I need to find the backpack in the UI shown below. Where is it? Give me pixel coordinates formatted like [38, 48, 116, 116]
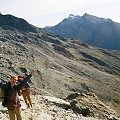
[2, 82, 11, 107]
[2, 97, 8, 107]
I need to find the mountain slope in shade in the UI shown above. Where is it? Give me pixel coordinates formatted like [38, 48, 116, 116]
[44, 13, 120, 50]
[0, 13, 36, 32]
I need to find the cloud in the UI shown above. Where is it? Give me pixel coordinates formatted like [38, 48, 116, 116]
[0, 0, 88, 16]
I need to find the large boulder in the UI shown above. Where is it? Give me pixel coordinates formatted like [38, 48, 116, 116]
[66, 92, 119, 120]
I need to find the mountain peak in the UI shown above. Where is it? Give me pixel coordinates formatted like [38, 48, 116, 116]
[44, 13, 120, 50]
[83, 13, 89, 16]
[68, 14, 80, 19]
[67, 13, 108, 24]
[82, 13, 112, 24]
[68, 14, 76, 18]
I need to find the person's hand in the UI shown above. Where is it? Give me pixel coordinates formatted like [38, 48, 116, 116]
[30, 69, 35, 76]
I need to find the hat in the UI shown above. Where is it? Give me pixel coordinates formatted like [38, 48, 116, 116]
[18, 75, 24, 79]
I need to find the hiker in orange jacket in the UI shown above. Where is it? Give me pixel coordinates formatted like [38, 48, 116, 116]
[17, 74, 32, 108]
[0, 69, 35, 120]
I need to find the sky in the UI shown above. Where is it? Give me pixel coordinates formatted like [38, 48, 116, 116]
[0, 0, 120, 28]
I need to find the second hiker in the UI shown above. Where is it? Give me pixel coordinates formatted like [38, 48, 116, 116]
[17, 74, 32, 108]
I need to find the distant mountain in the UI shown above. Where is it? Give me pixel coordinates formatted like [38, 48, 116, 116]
[44, 13, 120, 50]
[0, 13, 36, 32]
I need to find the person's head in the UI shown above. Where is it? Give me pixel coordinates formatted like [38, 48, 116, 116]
[10, 76, 18, 86]
[17, 75, 24, 81]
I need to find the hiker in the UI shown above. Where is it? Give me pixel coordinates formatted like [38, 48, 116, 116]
[17, 75, 32, 108]
[0, 69, 35, 120]
[24, 71, 32, 84]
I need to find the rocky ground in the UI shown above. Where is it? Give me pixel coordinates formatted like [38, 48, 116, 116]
[0, 92, 119, 120]
[0, 95, 97, 120]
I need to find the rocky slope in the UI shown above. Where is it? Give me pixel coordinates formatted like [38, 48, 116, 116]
[44, 13, 120, 50]
[0, 14, 120, 119]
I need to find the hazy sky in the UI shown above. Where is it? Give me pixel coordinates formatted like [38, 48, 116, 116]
[0, 0, 120, 27]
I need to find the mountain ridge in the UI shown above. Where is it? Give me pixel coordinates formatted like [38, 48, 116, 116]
[0, 13, 36, 32]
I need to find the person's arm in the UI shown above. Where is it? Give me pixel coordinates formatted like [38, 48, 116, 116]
[17, 69, 35, 90]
